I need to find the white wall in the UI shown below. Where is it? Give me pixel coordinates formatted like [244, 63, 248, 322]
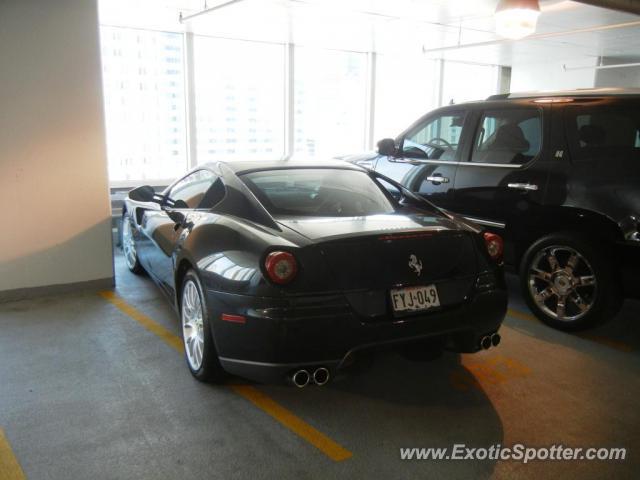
[595, 56, 640, 88]
[0, 0, 114, 296]
[510, 57, 597, 92]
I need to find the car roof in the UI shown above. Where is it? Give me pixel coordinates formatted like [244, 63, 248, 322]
[208, 159, 365, 175]
[406, 88, 640, 124]
[486, 87, 640, 101]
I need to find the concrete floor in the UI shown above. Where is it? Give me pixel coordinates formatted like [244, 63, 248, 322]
[1, 252, 639, 479]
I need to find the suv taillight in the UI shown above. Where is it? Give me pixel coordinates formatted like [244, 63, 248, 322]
[264, 251, 298, 285]
[483, 232, 504, 262]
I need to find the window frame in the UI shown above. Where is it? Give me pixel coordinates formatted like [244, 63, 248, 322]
[192, 35, 288, 164]
[100, 25, 189, 185]
[164, 168, 221, 210]
[398, 110, 469, 162]
[563, 102, 640, 163]
[99, 25, 503, 186]
[464, 105, 545, 169]
[292, 46, 369, 159]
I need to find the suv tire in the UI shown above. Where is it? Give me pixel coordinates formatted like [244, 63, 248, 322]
[519, 232, 622, 331]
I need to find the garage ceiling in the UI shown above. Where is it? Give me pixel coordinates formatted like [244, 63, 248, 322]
[99, 0, 640, 65]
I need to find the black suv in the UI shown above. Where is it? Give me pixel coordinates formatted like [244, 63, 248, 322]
[345, 89, 640, 331]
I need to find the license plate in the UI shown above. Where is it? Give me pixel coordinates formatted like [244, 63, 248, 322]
[390, 284, 441, 313]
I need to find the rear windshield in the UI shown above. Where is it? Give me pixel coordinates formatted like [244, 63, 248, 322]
[240, 168, 396, 217]
[566, 105, 640, 161]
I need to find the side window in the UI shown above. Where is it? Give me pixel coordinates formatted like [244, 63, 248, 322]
[168, 170, 217, 208]
[471, 108, 542, 165]
[200, 178, 226, 209]
[401, 112, 466, 161]
[567, 106, 640, 160]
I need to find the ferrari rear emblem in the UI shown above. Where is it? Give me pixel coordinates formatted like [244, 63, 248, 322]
[408, 254, 423, 276]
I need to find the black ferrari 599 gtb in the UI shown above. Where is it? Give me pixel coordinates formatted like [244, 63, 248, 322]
[122, 160, 507, 387]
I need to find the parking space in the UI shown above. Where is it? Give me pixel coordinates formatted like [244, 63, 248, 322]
[3, 0, 640, 478]
[1, 252, 638, 479]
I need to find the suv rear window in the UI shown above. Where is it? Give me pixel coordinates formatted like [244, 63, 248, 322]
[566, 106, 640, 161]
[240, 168, 395, 217]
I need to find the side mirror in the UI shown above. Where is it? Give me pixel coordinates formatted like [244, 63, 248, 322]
[128, 185, 156, 203]
[377, 138, 398, 157]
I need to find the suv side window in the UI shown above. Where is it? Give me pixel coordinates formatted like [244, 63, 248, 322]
[401, 112, 466, 161]
[471, 108, 542, 165]
[566, 105, 640, 161]
[168, 170, 217, 208]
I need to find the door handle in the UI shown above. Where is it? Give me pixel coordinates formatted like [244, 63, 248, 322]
[507, 182, 538, 191]
[427, 175, 450, 184]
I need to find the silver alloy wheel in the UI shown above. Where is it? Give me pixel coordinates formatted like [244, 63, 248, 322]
[527, 245, 597, 322]
[122, 217, 138, 270]
[181, 279, 205, 371]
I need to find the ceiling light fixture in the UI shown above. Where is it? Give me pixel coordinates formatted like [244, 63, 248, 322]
[494, 0, 541, 39]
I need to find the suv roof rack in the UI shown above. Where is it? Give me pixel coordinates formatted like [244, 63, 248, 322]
[486, 88, 640, 101]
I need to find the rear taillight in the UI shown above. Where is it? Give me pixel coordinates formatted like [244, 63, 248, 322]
[483, 232, 504, 262]
[264, 251, 298, 285]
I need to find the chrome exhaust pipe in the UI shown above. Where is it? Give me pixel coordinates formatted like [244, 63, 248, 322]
[480, 335, 492, 350]
[312, 367, 330, 386]
[290, 369, 310, 388]
[491, 333, 501, 347]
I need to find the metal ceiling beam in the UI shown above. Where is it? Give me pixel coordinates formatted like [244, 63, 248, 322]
[564, 61, 640, 70]
[423, 18, 640, 53]
[179, 0, 248, 23]
[574, 0, 640, 16]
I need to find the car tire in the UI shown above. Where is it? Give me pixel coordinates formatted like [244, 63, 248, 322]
[519, 232, 622, 331]
[180, 270, 227, 383]
[121, 213, 144, 274]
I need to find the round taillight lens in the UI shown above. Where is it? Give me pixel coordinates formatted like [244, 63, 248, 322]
[483, 232, 504, 262]
[264, 251, 298, 285]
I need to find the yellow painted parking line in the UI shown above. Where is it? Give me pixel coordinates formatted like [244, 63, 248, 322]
[99, 291, 183, 352]
[230, 385, 352, 461]
[507, 308, 634, 353]
[98, 290, 353, 462]
[0, 428, 26, 480]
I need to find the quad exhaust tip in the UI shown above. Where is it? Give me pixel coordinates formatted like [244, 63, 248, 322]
[480, 333, 501, 350]
[289, 367, 330, 387]
[313, 367, 330, 386]
[291, 369, 310, 388]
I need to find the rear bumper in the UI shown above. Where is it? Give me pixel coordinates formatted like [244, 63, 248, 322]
[205, 285, 507, 384]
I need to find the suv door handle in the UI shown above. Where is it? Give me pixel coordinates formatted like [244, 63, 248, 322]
[508, 182, 538, 191]
[427, 175, 450, 184]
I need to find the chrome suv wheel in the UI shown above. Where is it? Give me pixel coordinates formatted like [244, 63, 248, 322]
[520, 233, 621, 331]
[527, 245, 596, 322]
